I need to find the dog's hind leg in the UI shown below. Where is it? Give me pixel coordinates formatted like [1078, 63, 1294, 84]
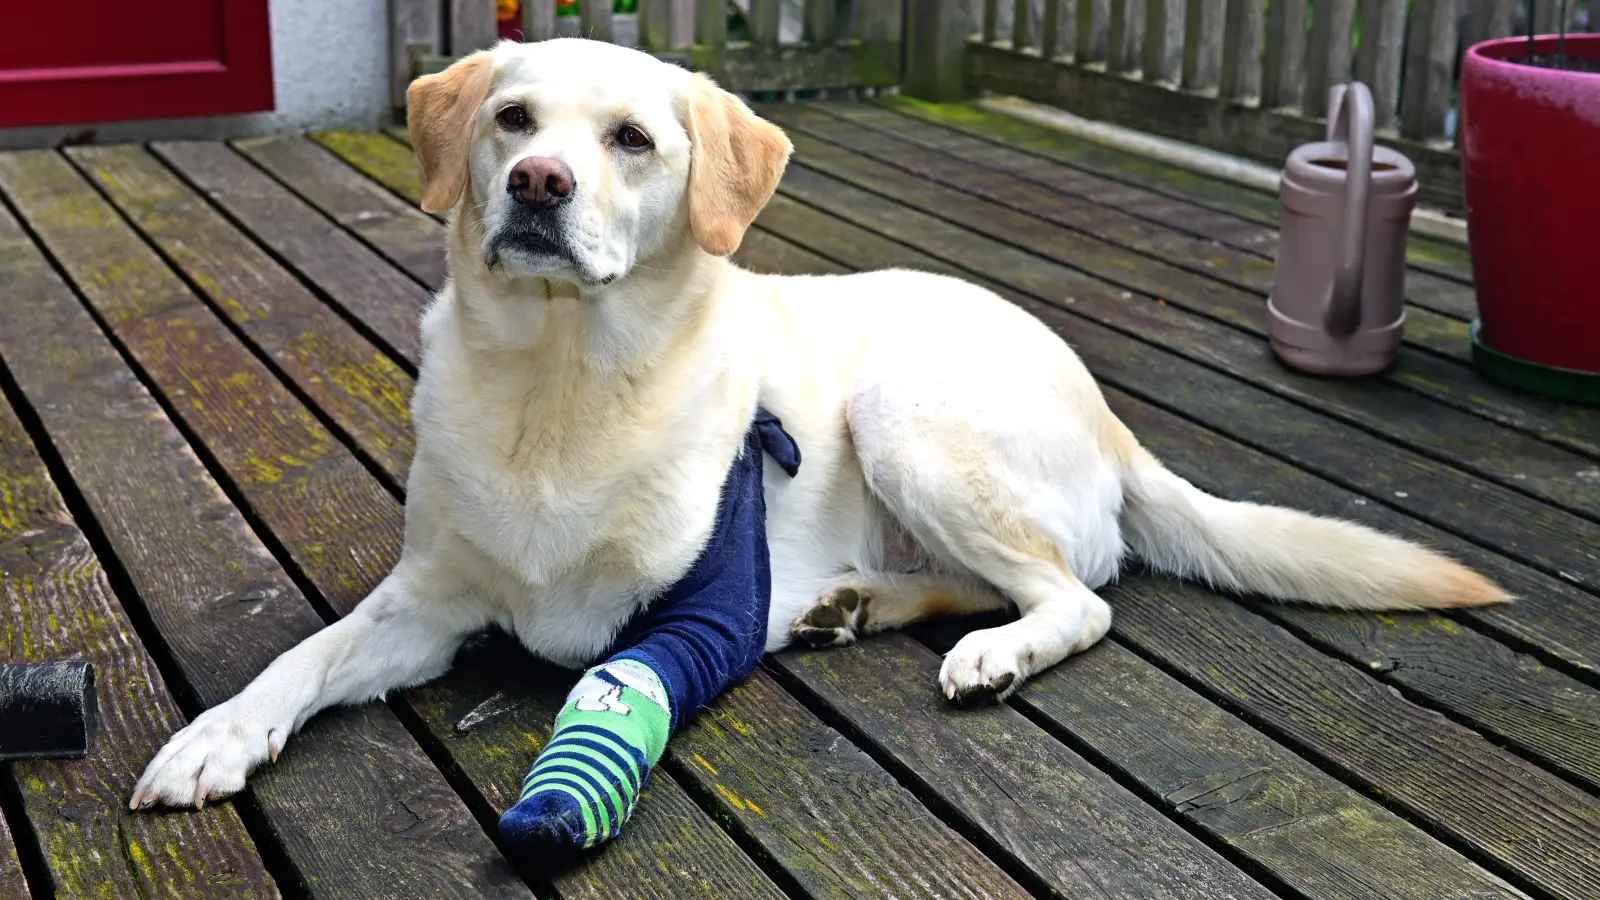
[845, 377, 1122, 705]
[789, 570, 1008, 648]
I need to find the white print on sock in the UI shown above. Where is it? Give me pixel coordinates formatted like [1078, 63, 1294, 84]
[565, 659, 670, 716]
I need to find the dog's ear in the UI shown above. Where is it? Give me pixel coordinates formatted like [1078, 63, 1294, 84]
[407, 50, 497, 214]
[686, 74, 793, 256]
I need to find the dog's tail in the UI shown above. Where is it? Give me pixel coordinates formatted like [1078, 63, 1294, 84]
[1107, 416, 1509, 611]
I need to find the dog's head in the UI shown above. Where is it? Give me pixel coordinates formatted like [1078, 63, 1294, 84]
[407, 39, 792, 286]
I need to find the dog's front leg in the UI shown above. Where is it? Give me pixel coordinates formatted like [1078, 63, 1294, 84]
[131, 565, 483, 809]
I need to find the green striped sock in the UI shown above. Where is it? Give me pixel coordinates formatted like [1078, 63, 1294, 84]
[497, 660, 671, 856]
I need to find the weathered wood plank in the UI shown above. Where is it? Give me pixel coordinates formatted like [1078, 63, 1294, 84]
[1106, 574, 1600, 900]
[235, 134, 446, 290]
[860, 100, 1486, 324]
[1180, 0, 1222, 91]
[1107, 0, 1145, 72]
[1260, 0, 1306, 108]
[65, 145, 416, 480]
[0, 242, 277, 899]
[880, 96, 1475, 277]
[1141, 0, 1183, 83]
[697, 0, 728, 49]
[154, 141, 428, 365]
[755, 164, 1600, 677]
[0, 190, 531, 899]
[806, 0, 840, 43]
[674, 669, 1032, 900]
[736, 226, 851, 274]
[0, 150, 779, 900]
[873, 99, 1600, 455]
[773, 636, 1278, 900]
[796, 103, 1477, 326]
[903, 0, 971, 101]
[1217, 0, 1263, 99]
[764, 108, 1600, 525]
[452, 0, 500, 53]
[921, 627, 1527, 900]
[402, 639, 788, 900]
[1304, 0, 1355, 118]
[1400, 0, 1458, 140]
[0, 813, 27, 900]
[1076, 0, 1109, 61]
[581, 0, 615, 45]
[1105, 388, 1600, 766]
[1354, 0, 1407, 126]
[1464, 0, 1517, 51]
[690, 41, 902, 92]
[749, 0, 781, 43]
[390, 0, 442, 109]
[524, 0, 558, 41]
[858, 105, 1480, 328]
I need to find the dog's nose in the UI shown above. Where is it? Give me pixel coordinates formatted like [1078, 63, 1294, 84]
[507, 157, 575, 208]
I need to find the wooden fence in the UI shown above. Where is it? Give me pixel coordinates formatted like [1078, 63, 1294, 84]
[391, 0, 902, 106]
[914, 0, 1595, 213]
[392, 0, 1593, 214]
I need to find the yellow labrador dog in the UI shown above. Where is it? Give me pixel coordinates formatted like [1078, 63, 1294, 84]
[131, 38, 1505, 811]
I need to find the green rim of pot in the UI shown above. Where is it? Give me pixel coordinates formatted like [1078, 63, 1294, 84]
[1470, 321, 1600, 405]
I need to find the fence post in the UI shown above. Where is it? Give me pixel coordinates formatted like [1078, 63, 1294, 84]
[904, 0, 971, 100]
[1217, 0, 1263, 100]
[451, 0, 499, 54]
[1304, 0, 1355, 118]
[390, 0, 441, 111]
[1354, 0, 1405, 127]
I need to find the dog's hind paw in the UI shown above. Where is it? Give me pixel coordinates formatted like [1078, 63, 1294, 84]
[792, 587, 870, 648]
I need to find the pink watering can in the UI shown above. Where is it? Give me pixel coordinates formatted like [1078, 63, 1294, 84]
[1269, 82, 1418, 376]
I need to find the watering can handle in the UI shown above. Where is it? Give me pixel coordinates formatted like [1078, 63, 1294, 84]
[1322, 82, 1374, 339]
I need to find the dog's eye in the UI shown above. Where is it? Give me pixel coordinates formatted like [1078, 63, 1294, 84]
[496, 105, 529, 131]
[615, 125, 651, 151]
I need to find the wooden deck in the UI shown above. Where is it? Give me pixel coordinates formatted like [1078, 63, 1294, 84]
[1, 98, 1598, 900]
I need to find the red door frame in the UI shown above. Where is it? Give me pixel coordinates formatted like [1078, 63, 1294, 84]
[0, 0, 274, 128]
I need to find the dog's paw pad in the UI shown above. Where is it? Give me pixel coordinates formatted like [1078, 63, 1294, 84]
[949, 672, 1014, 708]
[792, 587, 870, 648]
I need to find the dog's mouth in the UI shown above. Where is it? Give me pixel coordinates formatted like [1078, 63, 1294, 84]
[485, 223, 579, 272]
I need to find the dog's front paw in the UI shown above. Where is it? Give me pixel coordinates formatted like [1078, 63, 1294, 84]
[130, 699, 286, 810]
[792, 587, 871, 647]
[939, 630, 1027, 707]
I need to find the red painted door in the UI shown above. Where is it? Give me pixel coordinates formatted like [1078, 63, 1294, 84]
[0, 0, 274, 128]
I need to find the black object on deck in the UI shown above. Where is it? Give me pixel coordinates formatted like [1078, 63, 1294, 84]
[0, 662, 98, 761]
